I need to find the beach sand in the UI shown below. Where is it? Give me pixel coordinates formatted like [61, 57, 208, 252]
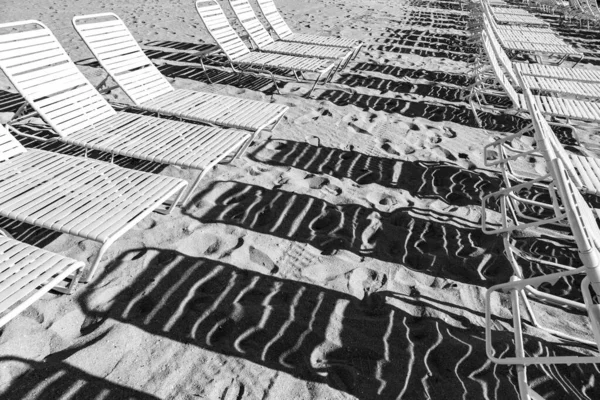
[0, 0, 599, 398]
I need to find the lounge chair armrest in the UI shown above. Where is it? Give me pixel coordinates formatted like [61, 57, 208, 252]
[6, 125, 58, 143]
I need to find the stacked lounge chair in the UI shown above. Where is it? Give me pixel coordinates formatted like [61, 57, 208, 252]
[483, 73, 600, 400]
[468, 29, 600, 126]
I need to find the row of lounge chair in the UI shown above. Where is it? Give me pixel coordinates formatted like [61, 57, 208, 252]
[0, 0, 362, 327]
[470, 1, 600, 398]
[530, 0, 600, 28]
[468, 2, 600, 126]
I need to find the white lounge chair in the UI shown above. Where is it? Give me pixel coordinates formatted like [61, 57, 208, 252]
[0, 230, 84, 328]
[476, 23, 600, 100]
[228, 0, 353, 72]
[72, 12, 288, 153]
[468, 30, 600, 126]
[0, 20, 250, 204]
[484, 81, 600, 400]
[195, 0, 337, 97]
[0, 124, 188, 282]
[256, 0, 363, 59]
[479, 2, 583, 65]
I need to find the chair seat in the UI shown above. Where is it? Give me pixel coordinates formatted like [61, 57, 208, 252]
[0, 149, 188, 242]
[261, 41, 351, 60]
[62, 112, 251, 171]
[283, 33, 361, 50]
[515, 93, 600, 121]
[0, 236, 84, 327]
[492, 6, 533, 14]
[140, 89, 288, 131]
[234, 52, 335, 74]
[514, 63, 600, 84]
[521, 75, 600, 99]
[494, 13, 549, 26]
[499, 31, 569, 46]
[502, 40, 582, 56]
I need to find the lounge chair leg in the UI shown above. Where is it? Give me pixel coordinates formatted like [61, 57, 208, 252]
[65, 267, 84, 294]
[81, 240, 113, 283]
[156, 184, 188, 215]
[233, 128, 262, 159]
[199, 56, 214, 84]
[305, 78, 320, 98]
[182, 169, 210, 205]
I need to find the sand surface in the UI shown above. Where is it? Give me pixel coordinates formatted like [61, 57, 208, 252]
[0, 0, 600, 398]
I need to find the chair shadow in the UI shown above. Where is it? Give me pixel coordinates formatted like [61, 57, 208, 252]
[316, 89, 579, 144]
[373, 43, 473, 63]
[156, 63, 279, 94]
[351, 62, 472, 87]
[379, 29, 477, 54]
[249, 139, 502, 207]
[184, 180, 509, 287]
[336, 73, 465, 103]
[316, 89, 528, 132]
[75, 249, 600, 400]
[0, 356, 159, 399]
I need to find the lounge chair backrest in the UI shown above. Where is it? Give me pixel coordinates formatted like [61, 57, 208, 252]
[72, 13, 174, 106]
[256, 0, 293, 39]
[480, 30, 520, 104]
[228, 0, 274, 49]
[482, 19, 519, 85]
[195, 0, 251, 61]
[0, 125, 26, 161]
[0, 20, 116, 137]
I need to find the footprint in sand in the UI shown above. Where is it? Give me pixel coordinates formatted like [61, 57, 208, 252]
[432, 146, 457, 161]
[135, 217, 156, 230]
[307, 175, 329, 189]
[249, 246, 278, 274]
[381, 141, 401, 156]
[347, 267, 387, 300]
[409, 122, 421, 131]
[176, 232, 221, 258]
[443, 127, 458, 138]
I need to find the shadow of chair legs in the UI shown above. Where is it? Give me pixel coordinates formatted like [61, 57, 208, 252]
[0, 356, 159, 399]
[75, 249, 600, 400]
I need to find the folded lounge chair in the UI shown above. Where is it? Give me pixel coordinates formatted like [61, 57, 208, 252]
[0, 124, 188, 282]
[0, 230, 84, 328]
[256, 0, 363, 59]
[72, 12, 288, 150]
[195, 0, 337, 97]
[484, 81, 600, 400]
[228, 0, 353, 72]
[468, 30, 600, 126]
[476, 24, 600, 100]
[481, 3, 583, 65]
[0, 20, 250, 204]
[481, 75, 600, 228]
